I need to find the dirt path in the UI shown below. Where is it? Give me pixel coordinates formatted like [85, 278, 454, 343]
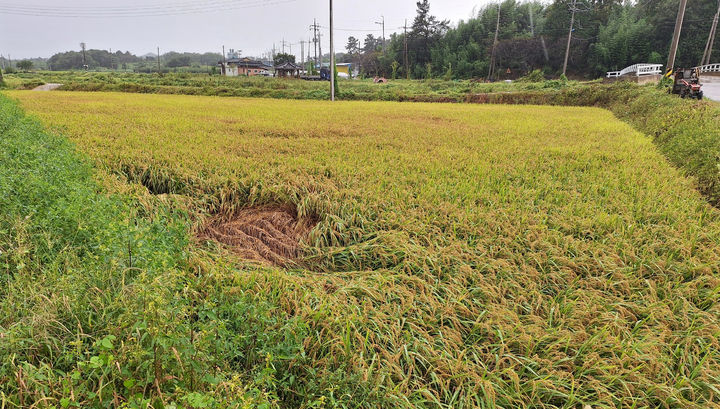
[32, 83, 63, 91]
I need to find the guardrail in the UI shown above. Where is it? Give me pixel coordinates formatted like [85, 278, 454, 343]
[607, 63, 663, 78]
[697, 63, 720, 73]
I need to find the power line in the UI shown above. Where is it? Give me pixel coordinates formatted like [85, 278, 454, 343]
[0, 0, 276, 12]
[0, 0, 298, 17]
[0, 0, 253, 12]
[318, 25, 384, 33]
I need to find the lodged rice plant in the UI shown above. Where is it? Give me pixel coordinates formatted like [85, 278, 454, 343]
[5, 90, 720, 408]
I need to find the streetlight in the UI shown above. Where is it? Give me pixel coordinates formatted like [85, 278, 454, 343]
[375, 15, 385, 52]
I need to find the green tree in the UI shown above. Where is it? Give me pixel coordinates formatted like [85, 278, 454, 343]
[273, 53, 296, 66]
[17, 60, 33, 71]
[166, 55, 192, 68]
[588, 6, 654, 75]
[346, 36, 360, 55]
[363, 34, 382, 53]
[409, 0, 449, 77]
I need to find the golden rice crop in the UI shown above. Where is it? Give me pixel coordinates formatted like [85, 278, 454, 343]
[10, 90, 720, 408]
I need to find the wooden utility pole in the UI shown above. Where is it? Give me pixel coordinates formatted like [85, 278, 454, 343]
[488, 3, 501, 80]
[404, 19, 409, 79]
[562, 0, 577, 77]
[667, 0, 688, 75]
[701, 1, 720, 65]
[157, 47, 161, 74]
[330, 0, 335, 101]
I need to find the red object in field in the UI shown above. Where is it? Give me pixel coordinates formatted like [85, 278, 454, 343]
[672, 68, 704, 100]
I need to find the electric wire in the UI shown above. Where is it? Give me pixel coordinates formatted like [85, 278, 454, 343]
[0, 0, 298, 17]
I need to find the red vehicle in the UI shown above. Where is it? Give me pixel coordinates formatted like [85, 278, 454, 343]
[672, 68, 704, 100]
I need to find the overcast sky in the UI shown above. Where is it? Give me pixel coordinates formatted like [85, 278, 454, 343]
[0, 0, 485, 60]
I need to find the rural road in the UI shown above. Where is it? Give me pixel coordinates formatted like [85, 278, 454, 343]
[32, 83, 63, 91]
[702, 83, 720, 101]
[701, 76, 720, 101]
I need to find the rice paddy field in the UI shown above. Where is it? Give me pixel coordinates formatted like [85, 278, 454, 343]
[2, 90, 720, 408]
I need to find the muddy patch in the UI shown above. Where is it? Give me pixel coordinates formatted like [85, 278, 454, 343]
[200, 205, 316, 267]
[32, 83, 64, 91]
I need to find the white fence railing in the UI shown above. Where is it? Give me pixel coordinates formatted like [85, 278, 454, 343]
[697, 64, 720, 73]
[607, 63, 663, 78]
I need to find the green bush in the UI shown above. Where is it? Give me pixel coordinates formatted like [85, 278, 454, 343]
[518, 69, 545, 83]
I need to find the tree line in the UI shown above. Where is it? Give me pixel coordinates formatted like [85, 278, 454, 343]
[340, 0, 720, 79]
[41, 50, 222, 72]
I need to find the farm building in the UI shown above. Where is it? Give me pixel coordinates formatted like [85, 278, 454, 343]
[219, 57, 273, 77]
[335, 63, 354, 78]
[275, 61, 302, 78]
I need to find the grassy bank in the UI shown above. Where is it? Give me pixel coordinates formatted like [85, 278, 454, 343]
[8, 91, 720, 408]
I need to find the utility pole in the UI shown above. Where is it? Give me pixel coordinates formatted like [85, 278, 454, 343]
[80, 42, 87, 70]
[667, 0, 688, 75]
[701, 0, 720, 66]
[301, 40, 305, 71]
[311, 19, 320, 68]
[488, 4, 501, 80]
[562, 0, 577, 77]
[109, 48, 113, 70]
[330, 0, 335, 101]
[222, 45, 226, 75]
[375, 15, 386, 52]
[404, 20, 409, 79]
[318, 33, 323, 67]
[157, 47, 161, 74]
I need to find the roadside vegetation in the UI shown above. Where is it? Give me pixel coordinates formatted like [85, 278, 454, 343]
[3, 71, 582, 101]
[4, 90, 720, 408]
